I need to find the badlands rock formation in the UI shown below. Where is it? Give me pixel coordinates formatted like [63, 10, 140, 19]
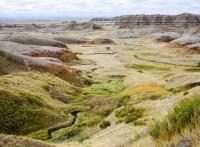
[0, 41, 83, 85]
[152, 32, 181, 42]
[115, 13, 200, 28]
[170, 35, 200, 46]
[187, 43, 200, 50]
[0, 34, 67, 48]
[65, 21, 102, 30]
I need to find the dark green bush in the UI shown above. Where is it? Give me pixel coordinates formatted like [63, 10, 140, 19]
[117, 95, 131, 107]
[99, 121, 111, 129]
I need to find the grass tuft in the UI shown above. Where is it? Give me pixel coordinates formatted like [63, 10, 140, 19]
[115, 105, 145, 124]
[88, 80, 127, 96]
[125, 64, 170, 71]
[117, 95, 131, 107]
[149, 95, 200, 141]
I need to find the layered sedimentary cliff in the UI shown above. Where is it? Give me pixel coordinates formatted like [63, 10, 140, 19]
[116, 13, 200, 28]
[92, 13, 200, 28]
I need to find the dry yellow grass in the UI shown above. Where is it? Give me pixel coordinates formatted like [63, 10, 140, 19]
[121, 82, 168, 96]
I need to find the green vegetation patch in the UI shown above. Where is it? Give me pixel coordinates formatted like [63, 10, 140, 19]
[0, 89, 67, 135]
[125, 64, 170, 71]
[88, 80, 127, 96]
[184, 67, 200, 72]
[117, 95, 131, 107]
[51, 112, 102, 142]
[115, 105, 145, 124]
[99, 121, 111, 129]
[135, 93, 163, 102]
[0, 72, 89, 137]
[149, 95, 200, 141]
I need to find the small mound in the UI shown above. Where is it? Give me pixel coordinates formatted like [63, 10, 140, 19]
[154, 32, 181, 42]
[0, 34, 67, 48]
[89, 38, 115, 45]
[65, 21, 102, 30]
[170, 35, 200, 47]
[0, 41, 75, 62]
[186, 43, 200, 50]
[0, 41, 84, 86]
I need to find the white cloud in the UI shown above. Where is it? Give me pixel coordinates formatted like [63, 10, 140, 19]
[0, 0, 199, 18]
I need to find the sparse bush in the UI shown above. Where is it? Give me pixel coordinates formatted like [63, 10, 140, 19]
[167, 88, 182, 94]
[117, 95, 131, 107]
[99, 121, 111, 129]
[115, 105, 145, 124]
[183, 91, 189, 95]
[149, 95, 200, 141]
[106, 47, 111, 50]
[134, 120, 146, 126]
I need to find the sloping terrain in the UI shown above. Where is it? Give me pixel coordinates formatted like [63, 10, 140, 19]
[0, 19, 200, 147]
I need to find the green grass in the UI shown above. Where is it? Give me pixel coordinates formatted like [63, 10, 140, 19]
[167, 88, 183, 94]
[51, 112, 102, 142]
[0, 89, 67, 135]
[149, 95, 200, 141]
[115, 105, 145, 124]
[0, 66, 127, 142]
[87, 79, 127, 96]
[134, 120, 146, 126]
[117, 95, 131, 107]
[0, 71, 89, 136]
[125, 64, 170, 71]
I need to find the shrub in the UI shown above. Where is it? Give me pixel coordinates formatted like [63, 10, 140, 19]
[134, 120, 146, 126]
[99, 121, 111, 129]
[115, 105, 145, 124]
[117, 95, 131, 107]
[149, 95, 200, 141]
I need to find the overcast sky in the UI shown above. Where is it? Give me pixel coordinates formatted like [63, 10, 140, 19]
[0, 0, 200, 18]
